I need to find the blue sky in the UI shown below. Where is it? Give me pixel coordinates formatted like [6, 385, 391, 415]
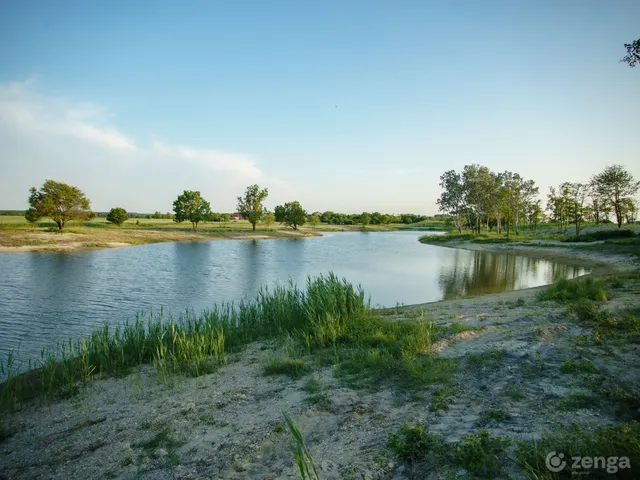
[0, 0, 638, 214]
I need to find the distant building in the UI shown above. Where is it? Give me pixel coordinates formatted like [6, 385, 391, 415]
[230, 212, 245, 220]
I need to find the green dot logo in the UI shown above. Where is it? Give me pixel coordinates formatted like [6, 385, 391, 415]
[545, 452, 567, 472]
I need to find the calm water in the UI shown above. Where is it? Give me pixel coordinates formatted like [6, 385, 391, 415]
[0, 231, 587, 368]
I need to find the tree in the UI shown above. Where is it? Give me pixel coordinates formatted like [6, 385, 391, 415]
[172, 190, 211, 230]
[562, 182, 588, 237]
[274, 201, 307, 230]
[621, 38, 640, 67]
[262, 212, 275, 229]
[237, 184, 268, 231]
[308, 214, 320, 228]
[106, 207, 128, 226]
[26, 180, 94, 231]
[437, 170, 466, 233]
[590, 165, 640, 228]
[360, 212, 371, 229]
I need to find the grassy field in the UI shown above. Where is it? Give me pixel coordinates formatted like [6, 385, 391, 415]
[0, 214, 443, 251]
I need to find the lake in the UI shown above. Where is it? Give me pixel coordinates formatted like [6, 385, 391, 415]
[0, 231, 587, 369]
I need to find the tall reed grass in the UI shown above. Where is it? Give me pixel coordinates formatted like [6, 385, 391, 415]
[0, 273, 367, 415]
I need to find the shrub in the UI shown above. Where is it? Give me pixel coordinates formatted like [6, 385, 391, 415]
[537, 278, 609, 302]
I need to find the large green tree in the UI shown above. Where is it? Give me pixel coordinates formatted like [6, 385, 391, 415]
[173, 190, 211, 230]
[590, 165, 640, 228]
[274, 201, 307, 230]
[26, 180, 94, 231]
[437, 170, 466, 233]
[106, 207, 128, 226]
[237, 184, 268, 231]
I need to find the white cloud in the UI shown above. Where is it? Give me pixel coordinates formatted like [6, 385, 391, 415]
[0, 79, 136, 150]
[0, 78, 290, 212]
[152, 140, 263, 179]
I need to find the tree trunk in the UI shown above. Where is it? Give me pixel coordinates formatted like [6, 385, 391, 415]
[57, 221, 63, 231]
[252, 222, 256, 231]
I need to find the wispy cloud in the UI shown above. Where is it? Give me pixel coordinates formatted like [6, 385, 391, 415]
[0, 78, 136, 150]
[152, 140, 263, 179]
[0, 78, 289, 211]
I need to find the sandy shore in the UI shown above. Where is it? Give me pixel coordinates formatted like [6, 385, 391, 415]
[1, 244, 638, 479]
[0, 228, 320, 253]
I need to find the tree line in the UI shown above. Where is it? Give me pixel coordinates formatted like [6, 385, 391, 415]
[20, 181, 431, 231]
[437, 164, 639, 236]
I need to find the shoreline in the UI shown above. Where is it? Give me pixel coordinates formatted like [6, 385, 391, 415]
[0, 228, 323, 253]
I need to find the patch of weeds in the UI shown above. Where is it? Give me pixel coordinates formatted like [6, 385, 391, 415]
[264, 356, 311, 379]
[388, 424, 447, 463]
[137, 426, 184, 457]
[307, 392, 334, 411]
[466, 347, 506, 369]
[201, 414, 229, 427]
[560, 358, 598, 374]
[453, 429, 511, 478]
[139, 419, 153, 430]
[273, 422, 286, 434]
[516, 422, 640, 479]
[448, 321, 475, 334]
[600, 384, 640, 420]
[121, 456, 134, 467]
[480, 408, 510, 425]
[557, 391, 599, 411]
[502, 384, 526, 400]
[302, 377, 322, 394]
[537, 277, 610, 302]
[515, 297, 526, 307]
[429, 384, 456, 412]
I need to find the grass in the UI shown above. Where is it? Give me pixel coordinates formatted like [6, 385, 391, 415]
[560, 358, 598, 374]
[480, 408, 510, 424]
[0, 273, 367, 415]
[283, 412, 319, 480]
[264, 357, 312, 379]
[557, 391, 599, 411]
[465, 347, 506, 369]
[502, 384, 526, 400]
[536, 277, 610, 302]
[516, 422, 640, 479]
[389, 425, 511, 478]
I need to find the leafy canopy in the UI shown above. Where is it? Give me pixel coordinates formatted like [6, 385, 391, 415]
[106, 207, 128, 226]
[26, 180, 94, 230]
[237, 184, 268, 231]
[621, 38, 640, 67]
[274, 201, 307, 230]
[172, 190, 211, 230]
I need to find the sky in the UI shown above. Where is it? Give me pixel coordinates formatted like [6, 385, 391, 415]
[0, 0, 638, 215]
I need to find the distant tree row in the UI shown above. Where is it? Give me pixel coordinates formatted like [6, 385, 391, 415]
[318, 211, 429, 226]
[546, 165, 639, 235]
[436, 164, 639, 236]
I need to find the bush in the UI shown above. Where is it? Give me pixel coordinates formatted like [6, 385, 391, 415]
[106, 207, 128, 226]
[567, 229, 636, 242]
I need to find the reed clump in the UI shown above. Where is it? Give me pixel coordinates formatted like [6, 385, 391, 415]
[0, 273, 367, 415]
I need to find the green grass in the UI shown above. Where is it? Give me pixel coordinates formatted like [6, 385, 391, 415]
[516, 422, 640, 479]
[560, 358, 598, 374]
[557, 391, 599, 411]
[536, 277, 610, 302]
[389, 426, 511, 478]
[502, 384, 526, 400]
[480, 408, 510, 424]
[264, 357, 312, 379]
[0, 273, 367, 415]
[466, 347, 506, 369]
[283, 412, 319, 480]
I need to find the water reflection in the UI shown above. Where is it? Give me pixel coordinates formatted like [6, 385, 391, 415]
[438, 249, 586, 299]
[0, 232, 589, 369]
